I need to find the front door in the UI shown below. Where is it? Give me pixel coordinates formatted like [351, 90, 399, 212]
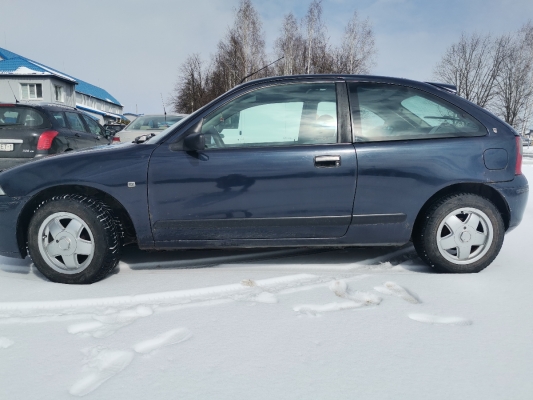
[148, 82, 357, 243]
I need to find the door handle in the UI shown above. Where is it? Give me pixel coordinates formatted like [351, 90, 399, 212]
[314, 155, 341, 168]
[75, 133, 81, 137]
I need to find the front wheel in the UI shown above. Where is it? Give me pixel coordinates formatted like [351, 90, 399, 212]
[28, 195, 121, 284]
[413, 193, 505, 273]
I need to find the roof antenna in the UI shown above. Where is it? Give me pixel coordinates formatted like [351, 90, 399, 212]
[7, 81, 19, 103]
[239, 56, 284, 84]
[160, 93, 166, 123]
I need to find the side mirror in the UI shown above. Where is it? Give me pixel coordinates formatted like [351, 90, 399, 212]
[133, 133, 156, 143]
[184, 132, 205, 151]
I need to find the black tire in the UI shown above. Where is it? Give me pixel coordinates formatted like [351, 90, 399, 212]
[27, 195, 121, 284]
[413, 193, 505, 273]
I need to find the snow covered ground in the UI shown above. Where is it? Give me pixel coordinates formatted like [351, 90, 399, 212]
[1, 166, 532, 400]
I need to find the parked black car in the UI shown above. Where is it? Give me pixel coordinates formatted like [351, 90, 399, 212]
[0, 103, 110, 171]
[103, 123, 126, 136]
[0, 75, 528, 284]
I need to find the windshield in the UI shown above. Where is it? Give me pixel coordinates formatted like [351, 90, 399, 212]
[125, 115, 184, 131]
[144, 116, 190, 144]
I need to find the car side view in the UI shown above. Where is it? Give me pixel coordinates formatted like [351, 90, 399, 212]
[0, 75, 528, 284]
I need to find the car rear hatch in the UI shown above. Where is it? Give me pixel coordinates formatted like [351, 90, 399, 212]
[0, 104, 50, 161]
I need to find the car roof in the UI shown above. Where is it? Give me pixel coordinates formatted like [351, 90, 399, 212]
[136, 114, 188, 118]
[235, 74, 456, 96]
[0, 102, 77, 112]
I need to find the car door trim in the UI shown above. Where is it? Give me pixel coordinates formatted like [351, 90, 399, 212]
[351, 213, 407, 224]
[153, 215, 353, 230]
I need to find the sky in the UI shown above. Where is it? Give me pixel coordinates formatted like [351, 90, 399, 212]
[1, 0, 532, 114]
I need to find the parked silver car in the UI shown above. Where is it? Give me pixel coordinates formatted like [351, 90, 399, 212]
[113, 114, 187, 143]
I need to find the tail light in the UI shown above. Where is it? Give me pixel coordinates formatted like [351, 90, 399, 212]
[112, 136, 121, 143]
[515, 136, 523, 175]
[37, 130, 59, 150]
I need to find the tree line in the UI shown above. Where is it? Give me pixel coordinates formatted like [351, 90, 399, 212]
[171, 1, 532, 133]
[434, 22, 533, 133]
[171, 0, 376, 114]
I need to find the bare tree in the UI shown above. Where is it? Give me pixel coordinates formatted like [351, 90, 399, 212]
[171, 54, 209, 114]
[234, 0, 266, 80]
[274, 12, 306, 75]
[494, 25, 533, 127]
[209, 0, 267, 93]
[334, 11, 376, 74]
[517, 21, 533, 134]
[173, 0, 378, 112]
[303, 0, 329, 74]
[434, 33, 508, 108]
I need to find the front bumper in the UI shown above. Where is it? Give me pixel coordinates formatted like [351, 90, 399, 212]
[0, 195, 30, 258]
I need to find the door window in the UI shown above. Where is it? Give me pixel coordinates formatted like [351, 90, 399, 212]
[65, 112, 88, 132]
[50, 111, 67, 128]
[82, 115, 104, 136]
[200, 83, 338, 148]
[349, 83, 485, 141]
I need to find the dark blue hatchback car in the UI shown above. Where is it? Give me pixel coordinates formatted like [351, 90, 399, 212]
[0, 75, 528, 284]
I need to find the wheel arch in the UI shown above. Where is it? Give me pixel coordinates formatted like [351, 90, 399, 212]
[412, 182, 511, 237]
[17, 185, 137, 258]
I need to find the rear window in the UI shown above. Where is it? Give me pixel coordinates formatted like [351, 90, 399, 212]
[0, 106, 46, 129]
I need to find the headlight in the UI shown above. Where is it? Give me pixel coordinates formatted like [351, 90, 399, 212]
[0, 186, 5, 196]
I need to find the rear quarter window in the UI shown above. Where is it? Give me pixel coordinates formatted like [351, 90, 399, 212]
[349, 83, 486, 142]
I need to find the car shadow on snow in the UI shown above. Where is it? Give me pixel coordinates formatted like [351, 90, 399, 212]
[118, 244, 433, 274]
[0, 244, 433, 283]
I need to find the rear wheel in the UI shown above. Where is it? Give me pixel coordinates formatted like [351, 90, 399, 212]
[413, 193, 505, 273]
[28, 195, 121, 284]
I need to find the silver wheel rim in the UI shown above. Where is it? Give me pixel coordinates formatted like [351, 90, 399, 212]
[436, 207, 494, 265]
[37, 212, 95, 274]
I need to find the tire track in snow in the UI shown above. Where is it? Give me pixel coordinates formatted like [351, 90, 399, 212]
[374, 281, 421, 304]
[0, 246, 419, 321]
[0, 274, 322, 319]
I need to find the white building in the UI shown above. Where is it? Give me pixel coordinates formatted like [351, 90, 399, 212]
[0, 47, 124, 124]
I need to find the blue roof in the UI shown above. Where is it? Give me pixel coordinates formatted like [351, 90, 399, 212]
[0, 56, 49, 74]
[0, 48, 21, 60]
[0, 47, 122, 106]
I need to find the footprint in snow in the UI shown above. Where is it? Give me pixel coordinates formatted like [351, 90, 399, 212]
[374, 281, 420, 304]
[69, 347, 134, 397]
[67, 306, 153, 338]
[134, 327, 192, 354]
[235, 279, 278, 304]
[409, 313, 472, 326]
[0, 337, 14, 349]
[329, 280, 382, 305]
[294, 280, 382, 315]
[294, 301, 364, 316]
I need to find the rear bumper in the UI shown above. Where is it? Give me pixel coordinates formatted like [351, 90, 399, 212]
[490, 174, 529, 232]
[0, 157, 34, 171]
[0, 195, 30, 259]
